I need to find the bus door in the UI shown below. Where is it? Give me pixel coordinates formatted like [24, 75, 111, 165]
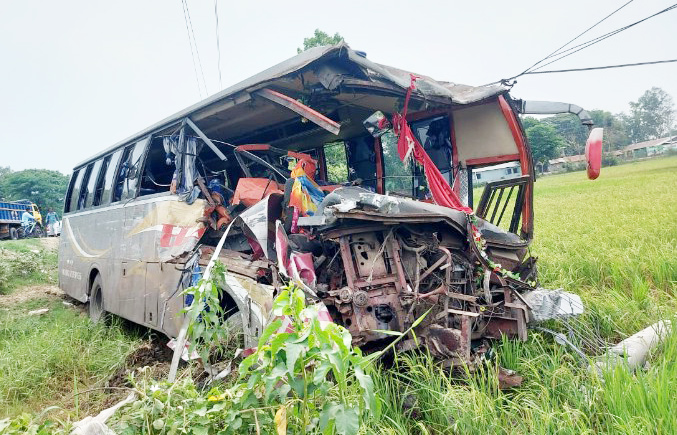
[144, 262, 183, 328]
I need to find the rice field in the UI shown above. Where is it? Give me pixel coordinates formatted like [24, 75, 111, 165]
[1, 156, 675, 434]
[367, 156, 677, 434]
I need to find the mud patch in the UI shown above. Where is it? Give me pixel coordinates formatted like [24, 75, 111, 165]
[107, 337, 174, 390]
[0, 284, 64, 307]
[39, 237, 59, 251]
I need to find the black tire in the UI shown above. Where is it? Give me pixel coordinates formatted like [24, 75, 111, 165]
[88, 275, 108, 324]
[34, 225, 45, 238]
[9, 227, 18, 240]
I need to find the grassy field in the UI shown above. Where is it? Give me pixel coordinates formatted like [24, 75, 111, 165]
[0, 239, 145, 423]
[367, 156, 677, 434]
[0, 238, 57, 295]
[0, 156, 675, 434]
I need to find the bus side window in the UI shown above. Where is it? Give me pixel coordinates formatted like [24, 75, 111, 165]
[77, 164, 94, 210]
[323, 142, 348, 184]
[64, 169, 81, 213]
[113, 138, 148, 202]
[84, 159, 103, 208]
[139, 138, 175, 196]
[410, 116, 453, 198]
[100, 150, 123, 205]
[92, 155, 112, 207]
[113, 145, 134, 203]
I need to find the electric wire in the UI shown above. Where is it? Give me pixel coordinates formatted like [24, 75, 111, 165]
[523, 58, 677, 75]
[519, 0, 634, 77]
[182, 0, 209, 96]
[526, 3, 677, 75]
[507, 2, 677, 81]
[180, 0, 203, 98]
[214, 0, 223, 89]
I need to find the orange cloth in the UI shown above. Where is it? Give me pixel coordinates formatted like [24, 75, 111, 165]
[231, 178, 283, 207]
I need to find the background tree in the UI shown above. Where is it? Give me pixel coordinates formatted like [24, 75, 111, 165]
[589, 110, 630, 151]
[0, 166, 11, 199]
[525, 123, 565, 172]
[0, 169, 70, 214]
[297, 29, 344, 53]
[542, 114, 588, 156]
[626, 87, 675, 142]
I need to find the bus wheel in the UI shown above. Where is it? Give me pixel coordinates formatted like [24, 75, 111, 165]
[89, 275, 108, 324]
[9, 228, 18, 240]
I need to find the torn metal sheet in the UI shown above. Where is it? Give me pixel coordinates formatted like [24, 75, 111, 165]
[522, 289, 584, 322]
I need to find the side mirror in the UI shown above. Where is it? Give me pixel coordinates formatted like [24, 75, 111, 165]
[363, 111, 392, 138]
[585, 128, 603, 180]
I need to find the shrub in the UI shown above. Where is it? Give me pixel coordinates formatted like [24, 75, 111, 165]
[0, 248, 52, 293]
[110, 284, 379, 435]
[602, 153, 620, 167]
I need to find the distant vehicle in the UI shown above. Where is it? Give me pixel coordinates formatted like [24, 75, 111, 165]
[0, 200, 43, 240]
[60, 43, 600, 366]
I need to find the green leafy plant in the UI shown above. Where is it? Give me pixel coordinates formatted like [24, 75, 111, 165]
[181, 261, 233, 362]
[109, 284, 379, 434]
[216, 284, 379, 434]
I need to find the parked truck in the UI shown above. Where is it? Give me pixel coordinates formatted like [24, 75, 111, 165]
[0, 200, 43, 239]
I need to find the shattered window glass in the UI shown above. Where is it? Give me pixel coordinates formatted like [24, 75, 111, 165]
[346, 135, 377, 191]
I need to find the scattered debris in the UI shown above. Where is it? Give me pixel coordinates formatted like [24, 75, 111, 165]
[497, 367, 524, 389]
[28, 308, 49, 316]
[71, 392, 136, 435]
[166, 338, 200, 362]
[523, 289, 584, 322]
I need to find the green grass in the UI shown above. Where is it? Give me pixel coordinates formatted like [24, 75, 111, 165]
[0, 239, 58, 295]
[2, 157, 676, 433]
[0, 297, 143, 420]
[366, 156, 677, 434]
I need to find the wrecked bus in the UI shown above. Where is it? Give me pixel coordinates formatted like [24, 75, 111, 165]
[59, 43, 597, 366]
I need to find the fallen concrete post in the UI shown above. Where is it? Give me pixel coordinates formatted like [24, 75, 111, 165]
[71, 392, 136, 435]
[596, 320, 671, 371]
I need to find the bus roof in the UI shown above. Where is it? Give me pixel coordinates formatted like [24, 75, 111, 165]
[75, 42, 510, 169]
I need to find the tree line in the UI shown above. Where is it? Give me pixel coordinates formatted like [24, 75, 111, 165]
[524, 87, 676, 171]
[0, 168, 70, 215]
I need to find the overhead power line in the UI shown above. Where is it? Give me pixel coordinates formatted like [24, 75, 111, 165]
[180, 0, 203, 98]
[214, 0, 223, 89]
[526, 3, 677, 75]
[181, 0, 209, 97]
[521, 59, 677, 75]
[507, 2, 677, 81]
[519, 0, 634, 77]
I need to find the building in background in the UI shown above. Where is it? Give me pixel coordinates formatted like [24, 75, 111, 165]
[622, 136, 677, 159]
[473, 161, 521, 185]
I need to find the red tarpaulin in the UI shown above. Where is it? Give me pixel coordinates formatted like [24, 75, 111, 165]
[393, 75, 473, 214]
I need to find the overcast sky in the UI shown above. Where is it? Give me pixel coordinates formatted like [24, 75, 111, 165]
[2, 0, 675, 174]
